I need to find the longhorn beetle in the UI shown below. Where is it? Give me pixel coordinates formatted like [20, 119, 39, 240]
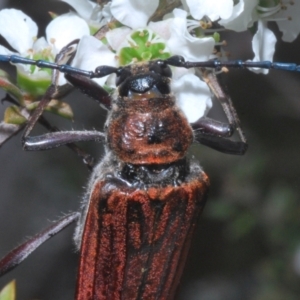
[0, 40, 300, 299]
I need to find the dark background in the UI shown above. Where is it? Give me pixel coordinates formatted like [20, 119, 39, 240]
[0, 1, 300, 299]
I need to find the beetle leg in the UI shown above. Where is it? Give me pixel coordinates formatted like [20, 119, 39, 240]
[195, 134, 248, 155]
[192, 117, 248, 155]
[23, 130, 105, 151]
[0, 212, 79, 277]
[200, 69, 247, 143]
[37, 116, 97, 170]
[191, 117, 234, 137]
[191, 70, 247, 155]
[20, 40, 104, 169]
[65, 73, 111, 110]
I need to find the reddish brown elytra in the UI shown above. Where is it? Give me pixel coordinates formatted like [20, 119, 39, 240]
[74, 61, 209, 299]
[0, 52, 248, 299]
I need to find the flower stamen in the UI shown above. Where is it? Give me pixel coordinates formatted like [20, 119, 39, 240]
[257, 4, 281, 18]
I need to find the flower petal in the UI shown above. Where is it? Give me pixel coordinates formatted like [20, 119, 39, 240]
[167, 9, 215, 62]
[186, 0, 234, 21]
[219, 0, 258, 32]
[172, 73, 212, 123]
[46, 12, 90, 52]
[60, 0, 95, 19]
[249, 20, 276, 74]
[0, 45, 16, 55]
[111, 0, 159, 28]
[72, 35, 117, 86]
[276, 3, 300, 42]
[0, 9, 38, 54]
[148, 19, 173, 41]
[32, 37, 51, 52]
[106, 27, 132, 51]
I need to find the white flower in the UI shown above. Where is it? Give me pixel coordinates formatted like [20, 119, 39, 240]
[219, 0, 259, 32]
[110, 0, 159, 28]
[172, 73, 212, 122]
[60, 0, 98, 20]
[258, 1, 300, 43]
[0, 8, 90, 94]
[72, 35, 117, 86]
[216, 1, 280, 74]
[84, 5, 214, 122]
[59, 0, 112, 32]
[248, 20, 276, 75]
[184, 0, 234, 22]
[0, 9, 53, 89]
[59, 0, 161, 31]
[46, 12, 90, 53]
[219, 1, 300, 42]
[0, 9, 89, 57]
[107, 8, 215, 64]
[0, 9, 38, 54]
[0, 4, 215, 122]
[164, 9, 215, 63]
[105, 27, 132, 51]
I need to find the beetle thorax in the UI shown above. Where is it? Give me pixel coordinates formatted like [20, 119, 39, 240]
[106, 93, 193, 165]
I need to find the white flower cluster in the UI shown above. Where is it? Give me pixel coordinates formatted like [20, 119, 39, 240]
[0, 0, 298, 122]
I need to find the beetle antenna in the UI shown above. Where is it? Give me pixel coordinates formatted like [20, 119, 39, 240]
[164, 55, 300, 72]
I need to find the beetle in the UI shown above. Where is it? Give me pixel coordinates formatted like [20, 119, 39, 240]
[0, 47, 246, 298]
[2, 21, 295, 298]
[0, 46, 300, 299]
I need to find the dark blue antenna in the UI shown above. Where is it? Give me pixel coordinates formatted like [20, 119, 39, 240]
[164, 55, 300, 72]
[1, 54, 300, 79]
[0, 55, 94, 77]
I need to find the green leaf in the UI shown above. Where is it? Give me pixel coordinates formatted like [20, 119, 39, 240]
[4, 106, 27, 125]
[0, 280, 16, 300]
